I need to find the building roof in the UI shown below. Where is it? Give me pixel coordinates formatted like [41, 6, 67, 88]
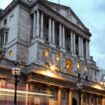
[0, 0, 91, 36]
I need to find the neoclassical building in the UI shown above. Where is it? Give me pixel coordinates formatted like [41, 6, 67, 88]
[0, 0, 105, 105]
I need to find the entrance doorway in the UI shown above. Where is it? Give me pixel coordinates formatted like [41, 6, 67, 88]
[72, 98, 77, 105]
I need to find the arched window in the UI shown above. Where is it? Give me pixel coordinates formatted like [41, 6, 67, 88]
[77, 61, 80, 70]
[65, 59, 72, 73]
[9, 50, 14, 57]
[56, 52, 61, 61]
[43, 49, 49, 58]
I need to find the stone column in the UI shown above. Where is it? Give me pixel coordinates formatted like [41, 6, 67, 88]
[88, 41, 90, 60]
[102, 97, 105, 105]
[73, 33, 76, 54]
[0, 80, 1, 88]
[33, 12, 36, 38]
[70, 31, 73, 53]
[40, 12, 44, 39]
[78, 36, 81, 57]
[52, 20, 55, 45]
[25, 82, 29, 105]
[89, 94, 92, 105]
[96, 96, 98, 105]
[62, 25, 65, 49]
[81, 37, 84, 57]
[68, 89, 72, 105]
[81, 93, 84, 105]
[48, 17, 52, 43]
[87, 42, 90, 60]
[29, 84, 33, 105]
[36, 10, 40, 37]
[86, 40, 90, 60]
[59, 24, 62, 48]
[58, 87, 62, 105]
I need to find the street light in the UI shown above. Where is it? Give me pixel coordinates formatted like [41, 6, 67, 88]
[77, 79, 82, 105]
[12, 63, 21, 105]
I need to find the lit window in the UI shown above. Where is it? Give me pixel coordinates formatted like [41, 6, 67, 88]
[77, 61, 80, 69]
[9, 50, 14, 57]
[56, 53, 60, 61]
[45, 62, 49, 67]
[56, 66, 60, 71]
[43, 49, 49, 58]
[65, 59, 72, 73]
[84, 65, 88, 72]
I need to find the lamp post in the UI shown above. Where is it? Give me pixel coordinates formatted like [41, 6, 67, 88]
[77, 82, 82, 105]
[12, 63, 21, 105]
[77, 75, 82, 105]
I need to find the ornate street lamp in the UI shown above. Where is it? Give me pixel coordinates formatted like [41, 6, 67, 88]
[12, 63, 21, 105]
[77, 80, 82, 105]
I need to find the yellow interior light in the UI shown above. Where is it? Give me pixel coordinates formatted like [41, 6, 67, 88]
[77, 62, 80, 69]
[9, 50, 14, 57]
[50, 65, 55, 71]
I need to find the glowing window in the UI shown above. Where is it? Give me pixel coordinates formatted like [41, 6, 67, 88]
[85, 65, 87, 71]
[45, 62, 49, 69]
[56, 66, 61, 71]
[9, 50, 14, 57]
[65, 59, 72, 73]
[77, 61, 80, 69]
[56, 53, 60, 61]
[43, 49, 49, 58]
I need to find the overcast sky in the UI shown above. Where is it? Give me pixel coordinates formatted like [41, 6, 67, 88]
[0, 0, 105, 69]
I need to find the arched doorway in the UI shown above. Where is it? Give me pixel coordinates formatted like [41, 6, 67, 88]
[72, 98, 77, 105]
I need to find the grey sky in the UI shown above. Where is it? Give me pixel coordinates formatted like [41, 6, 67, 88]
[0, 0, 105, 69]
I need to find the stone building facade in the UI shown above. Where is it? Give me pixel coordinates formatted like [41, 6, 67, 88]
[0, 0, 105, 105]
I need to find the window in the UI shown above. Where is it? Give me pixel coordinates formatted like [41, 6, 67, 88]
[4, 19, 7, 25]
[77, 61, 80, 69]
[9, 50, 14, 57]
[0, 28, 8, 48]
[65, 59, 72, 73]
[5, 31, 8, 44]
[84, 65, 87, 72]
[10, 14, 14, 20]
[85, 76, 88, 81]
[56, 53, 60, 61]
[43, 49, 49, 58]
[56, 66, 60, 71]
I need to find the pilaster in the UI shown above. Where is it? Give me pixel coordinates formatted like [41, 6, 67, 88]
[68, 89, 72, 105]
[102, 97, 105, 105]
[57, 87, 62, 105]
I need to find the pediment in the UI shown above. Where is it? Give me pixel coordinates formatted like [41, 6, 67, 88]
[44, 1, 88, 31]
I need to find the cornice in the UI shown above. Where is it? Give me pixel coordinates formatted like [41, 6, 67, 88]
[0, 0, 30, 20]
